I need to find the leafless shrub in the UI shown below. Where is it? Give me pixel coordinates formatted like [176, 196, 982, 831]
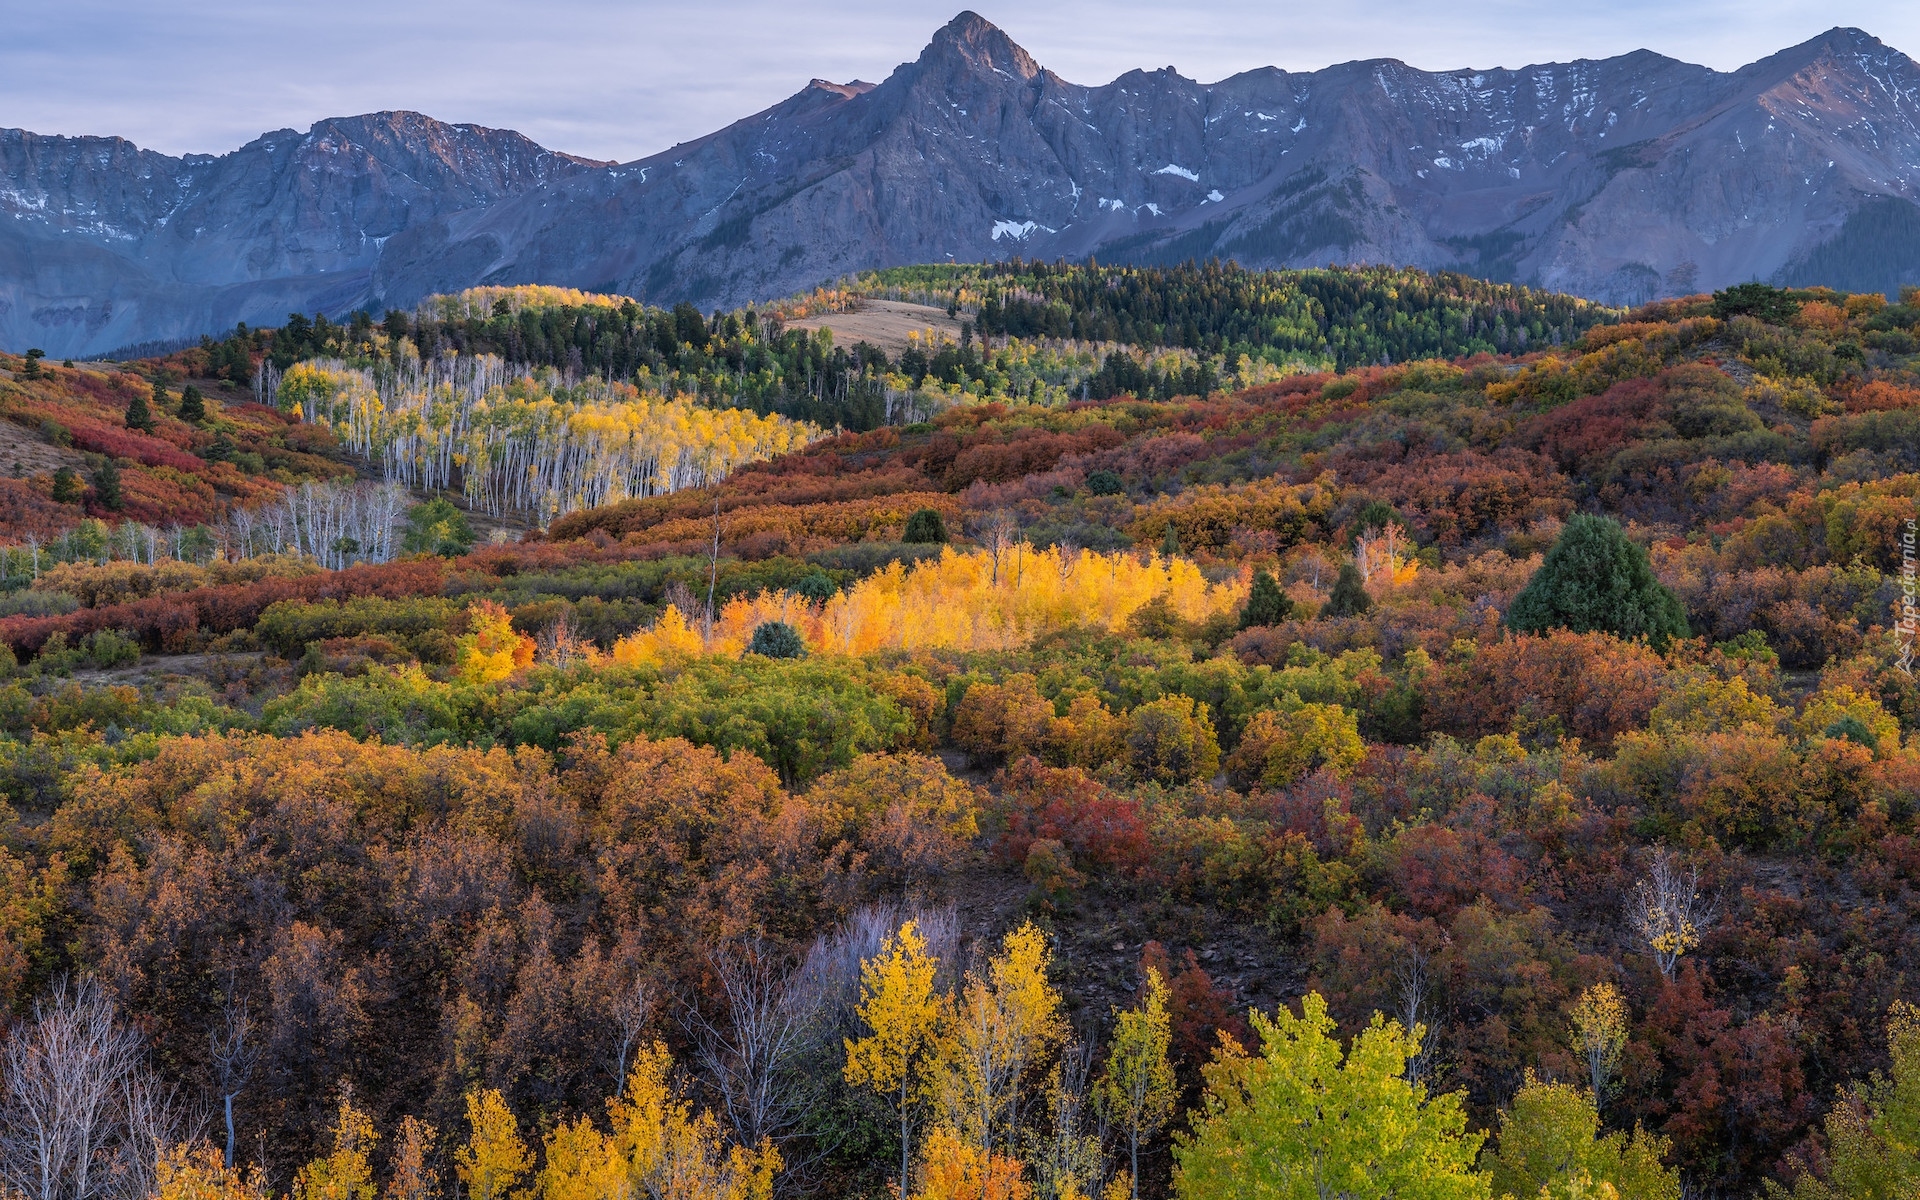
[0, 977, 189, 1200]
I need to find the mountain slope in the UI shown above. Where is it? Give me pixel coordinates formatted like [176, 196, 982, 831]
[0, 113, 606, 357]
[7, 14, 1920, 356]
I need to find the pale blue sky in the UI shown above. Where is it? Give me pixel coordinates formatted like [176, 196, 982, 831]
[6, 0, 1917, 163]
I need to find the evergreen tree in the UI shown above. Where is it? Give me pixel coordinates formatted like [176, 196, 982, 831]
[1161, 524, 1181, 559]
[127, 384, 157, 432]
[21, 348, 44, 379]
[92, 458, 124, 511]
[1323, 563, 1372, 618]
[745, 621, 807, 658]
[1506, 515, 1688, 649]
[1242, 567, 1294, 628]
[903, 507, 949, 544]
[178, 384, 206, 422]
[50, 467, 82, 504]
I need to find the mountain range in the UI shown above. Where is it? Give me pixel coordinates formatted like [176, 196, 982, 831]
[7, 12, 1920, 357]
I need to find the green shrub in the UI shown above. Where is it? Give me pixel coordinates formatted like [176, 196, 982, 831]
[402, 497, 476, 557]
[903, 508, 949, 544]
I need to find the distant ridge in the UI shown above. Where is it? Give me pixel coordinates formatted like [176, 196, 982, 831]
[6, 14, 1920, 355]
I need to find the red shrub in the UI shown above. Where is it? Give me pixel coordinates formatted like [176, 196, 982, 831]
[997, 757, 1150, 872]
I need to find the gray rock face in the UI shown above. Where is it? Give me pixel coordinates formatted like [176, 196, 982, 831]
[8, 14, 1920, 356]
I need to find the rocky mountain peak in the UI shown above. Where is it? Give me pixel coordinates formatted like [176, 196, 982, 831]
[921, 11, 1041, 81]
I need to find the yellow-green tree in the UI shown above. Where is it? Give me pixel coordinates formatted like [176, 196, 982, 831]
[1773, 1000, 1920, 1199]
[1569, 984, 1630, 1110]
[1484, 1073, 1678, 1200]
[457, 1088, 531, 1200]
[936, 922, 1068, 1153]
[1224, 703, 1367, 791]
[1096, 969, 1178, 1200]
[294, 1093, 378, 1200]
[846, 920, 951, 1197]
[1173, 992, 1489, 1200]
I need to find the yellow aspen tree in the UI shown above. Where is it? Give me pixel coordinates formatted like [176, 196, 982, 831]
[1096, 970, 1178, 1200]
[293, 1093, 379, 1200]
[940, 922, 1067, 1153]
[457, 1088, 531, 1200]
[1569, 984, 1630, 1110]
[538, 1040, 779, 1200]
[152, 1143, 268, 1200]
[846, 919, 951, 1198]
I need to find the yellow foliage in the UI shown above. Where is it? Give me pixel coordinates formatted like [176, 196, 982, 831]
[934, 922, 1068, 1151]
[294, 1094, 378, 1200]
[847, 919, 952, 1193]
[539, 1041, 779, 1200]
[614, 546, 1244, 662]
[610, 603, 707, 667]
[458, 599, 535, 684]
[1225, 703, 1366, 790]
[457, 1088, 531, 1200]
[914, 1126, 1035, 1200]
[154, 1144, 268, 1200]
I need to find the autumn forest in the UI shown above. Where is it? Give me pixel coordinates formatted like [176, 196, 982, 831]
[0, 266, 1918, 1200]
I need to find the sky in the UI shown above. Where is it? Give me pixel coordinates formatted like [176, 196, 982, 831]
[6, 0, 1919, 164]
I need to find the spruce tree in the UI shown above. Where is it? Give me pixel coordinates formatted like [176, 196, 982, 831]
[50, 467, 82, 504]
[745, 621, 806, 659]
[1161, 524, 1181, 559]
[1506, 514, 1688, 648]
[1242, 567, 1294, 628]
[1322, 563, 1372, 618]
[127, 384, 156, 432]
[178, 384, 206, 422]
[92, 458, 124, 510]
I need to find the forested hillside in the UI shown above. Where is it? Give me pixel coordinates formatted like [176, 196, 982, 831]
[2, 277, 1919, 1200]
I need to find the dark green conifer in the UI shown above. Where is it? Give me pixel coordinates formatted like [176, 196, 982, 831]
[1506, 514, 1688, 649]
[745, 621, 807, 659]
[92, 458, 123, 510]
[903, 508, 948, 544]
[127, 384, 157, 432]
[1242, 567, 1294, 628]
[1322, 563, 1372, 618]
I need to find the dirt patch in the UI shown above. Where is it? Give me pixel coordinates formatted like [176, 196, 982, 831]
[784, 300, 963, 357]
[0, 417, 90, 479]
[67, 651, 264, 690]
